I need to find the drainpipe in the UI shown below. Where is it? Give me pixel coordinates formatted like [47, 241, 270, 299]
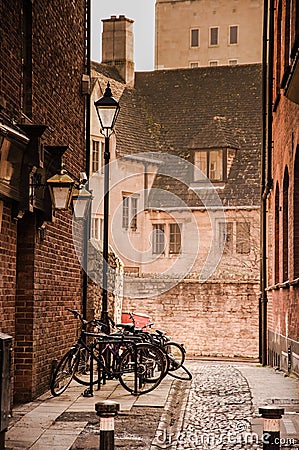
[260, 0, 274, 366]
[83, 0, 91, 320]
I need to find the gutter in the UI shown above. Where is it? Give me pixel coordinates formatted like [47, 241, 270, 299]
[83, 0, 91, 320]
[260, 0, 274, 366]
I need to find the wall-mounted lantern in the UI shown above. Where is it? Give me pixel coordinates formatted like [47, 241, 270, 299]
[72, 185, 92, 219]
[47, 167, 75, 210]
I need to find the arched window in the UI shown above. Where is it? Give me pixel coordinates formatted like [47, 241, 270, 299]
[274, 183, 280, 283]
[294, 147, 299, 278]
[283, 167, 289, 281]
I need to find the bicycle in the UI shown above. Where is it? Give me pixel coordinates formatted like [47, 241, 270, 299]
[119, 312, 192, 381]
[50, 308, 167, 397]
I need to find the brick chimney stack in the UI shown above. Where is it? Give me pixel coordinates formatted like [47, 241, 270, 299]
[101, 15, 135, 86]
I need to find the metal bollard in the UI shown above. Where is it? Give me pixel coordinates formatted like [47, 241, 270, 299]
[95, 400, 120, 450]
[259, 406, 284, 449]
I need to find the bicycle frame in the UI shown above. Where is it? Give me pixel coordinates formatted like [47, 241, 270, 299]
[79, 331, 140, 396]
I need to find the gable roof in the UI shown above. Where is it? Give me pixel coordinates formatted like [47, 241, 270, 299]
[92, 63, 262, 207]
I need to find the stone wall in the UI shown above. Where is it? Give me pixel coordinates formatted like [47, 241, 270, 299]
[123, 278, 259, 358]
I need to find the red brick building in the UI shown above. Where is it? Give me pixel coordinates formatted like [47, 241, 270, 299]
[264, 0, 299, 375]
[0, 0, 88, 402]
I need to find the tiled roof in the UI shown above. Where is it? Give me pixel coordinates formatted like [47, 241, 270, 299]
[92, 63, 262, 207]
[91, 62, 125, 83]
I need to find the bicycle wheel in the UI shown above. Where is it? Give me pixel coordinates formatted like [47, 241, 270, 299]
[118, 343, 166, 395]
[168, 364, 192, 380]
[50, 348, 79, 396]
[163, 342, 185, 371]
[73, 347, 101, 386]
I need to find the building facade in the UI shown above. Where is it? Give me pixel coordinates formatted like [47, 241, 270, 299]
[265, 0, 299, 375]
[91, 16, 262, 358]
[0, 0, 87, 402]
[155, 0, 263, 69]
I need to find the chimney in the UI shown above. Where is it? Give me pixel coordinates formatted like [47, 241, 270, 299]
[102, 15, 135, 86]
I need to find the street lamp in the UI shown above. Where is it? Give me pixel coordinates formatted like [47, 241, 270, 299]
[94, 82, 120, 333]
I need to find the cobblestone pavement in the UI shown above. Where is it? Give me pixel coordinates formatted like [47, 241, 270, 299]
[152, 361, 299, 450]
[177, 362, 257, 449]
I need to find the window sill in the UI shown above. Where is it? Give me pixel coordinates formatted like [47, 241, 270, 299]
[266, 279, 299, 291]
[189, 182, 225, 190]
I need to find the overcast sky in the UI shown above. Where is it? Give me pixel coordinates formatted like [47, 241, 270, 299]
[91, 0, 155, 71]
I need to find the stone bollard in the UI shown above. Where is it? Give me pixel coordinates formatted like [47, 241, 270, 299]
[95, 400, 120, 450]
[259, 406, 284, 450]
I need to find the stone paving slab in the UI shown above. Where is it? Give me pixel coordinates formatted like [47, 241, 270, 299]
[5, 360, 299, 450]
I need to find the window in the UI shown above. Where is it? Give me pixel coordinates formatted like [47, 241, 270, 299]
[229, 25, 238, 44]
[91, 217, 102, 240]
[274, 183, 280, 282]
[218, 222, 233, 253]
[229, 59, 238, 65]
[282, 168, 289, 281]
[169, 223, 181, 254]
[218, 221, 250, 255]
[131, 197, 137, 230]
[210, 27, 219, 46]
[122, 195, 138, 230]
[190, 62, 199, 68]
[236, 222, 250, 254]
[209, 60, 219, 66]
[122, 196, 130, 229]
[294, 149, 299, 278]
[92, 140, 100, 173]
[194, 150, 224, 181]
[152, 224, 165, 254]
[191, 28, 199, 47]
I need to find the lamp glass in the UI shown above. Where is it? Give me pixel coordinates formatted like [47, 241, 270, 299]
[97, 106, 118, 130]
[51, 186, 73, 209]
[73, 192, 91, 219]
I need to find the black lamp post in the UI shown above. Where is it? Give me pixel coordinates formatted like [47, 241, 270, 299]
[94, 82, 120, 333]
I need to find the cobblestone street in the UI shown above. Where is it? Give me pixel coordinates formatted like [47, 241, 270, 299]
[6, 360, 299, 449]
[177, 363, 256, 449]
[152, 361, 299, 450]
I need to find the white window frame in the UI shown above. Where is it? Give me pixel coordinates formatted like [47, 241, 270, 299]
[122, 194, 139, 231]
[152, 224, 166, 254]
[209, 60, 219, 67]
[91, 217, 102, 240]
[190, 61, 199, 68]
[194, 149, 224, 182]
[228, 59, 238, 65]
[169, 223, 182, 254]
[152, 223, 182, 256]
[218, 221, 250, 255]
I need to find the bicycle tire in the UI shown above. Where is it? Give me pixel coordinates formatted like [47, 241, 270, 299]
[118, 343, 166, 395]
[168, 364, 192, 380]
[163, 341, 185, 371]
[50, 348, 79, 396]
[73, 347, 102, 386]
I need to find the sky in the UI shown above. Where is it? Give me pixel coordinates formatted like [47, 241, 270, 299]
[91, 0, 156, 71]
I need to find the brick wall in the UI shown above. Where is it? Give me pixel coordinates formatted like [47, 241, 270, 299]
[267, 0, 299, 374]
[0, 202, 17, 338]
[1, 0, 87, 402]
[123, 279, 259, 358]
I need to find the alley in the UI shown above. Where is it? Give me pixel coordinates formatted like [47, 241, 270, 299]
[151, 360, 299, 450]
[6, 360, 298, 449]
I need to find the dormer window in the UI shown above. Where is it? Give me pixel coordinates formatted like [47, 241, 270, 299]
[193, 148, 236, 183]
